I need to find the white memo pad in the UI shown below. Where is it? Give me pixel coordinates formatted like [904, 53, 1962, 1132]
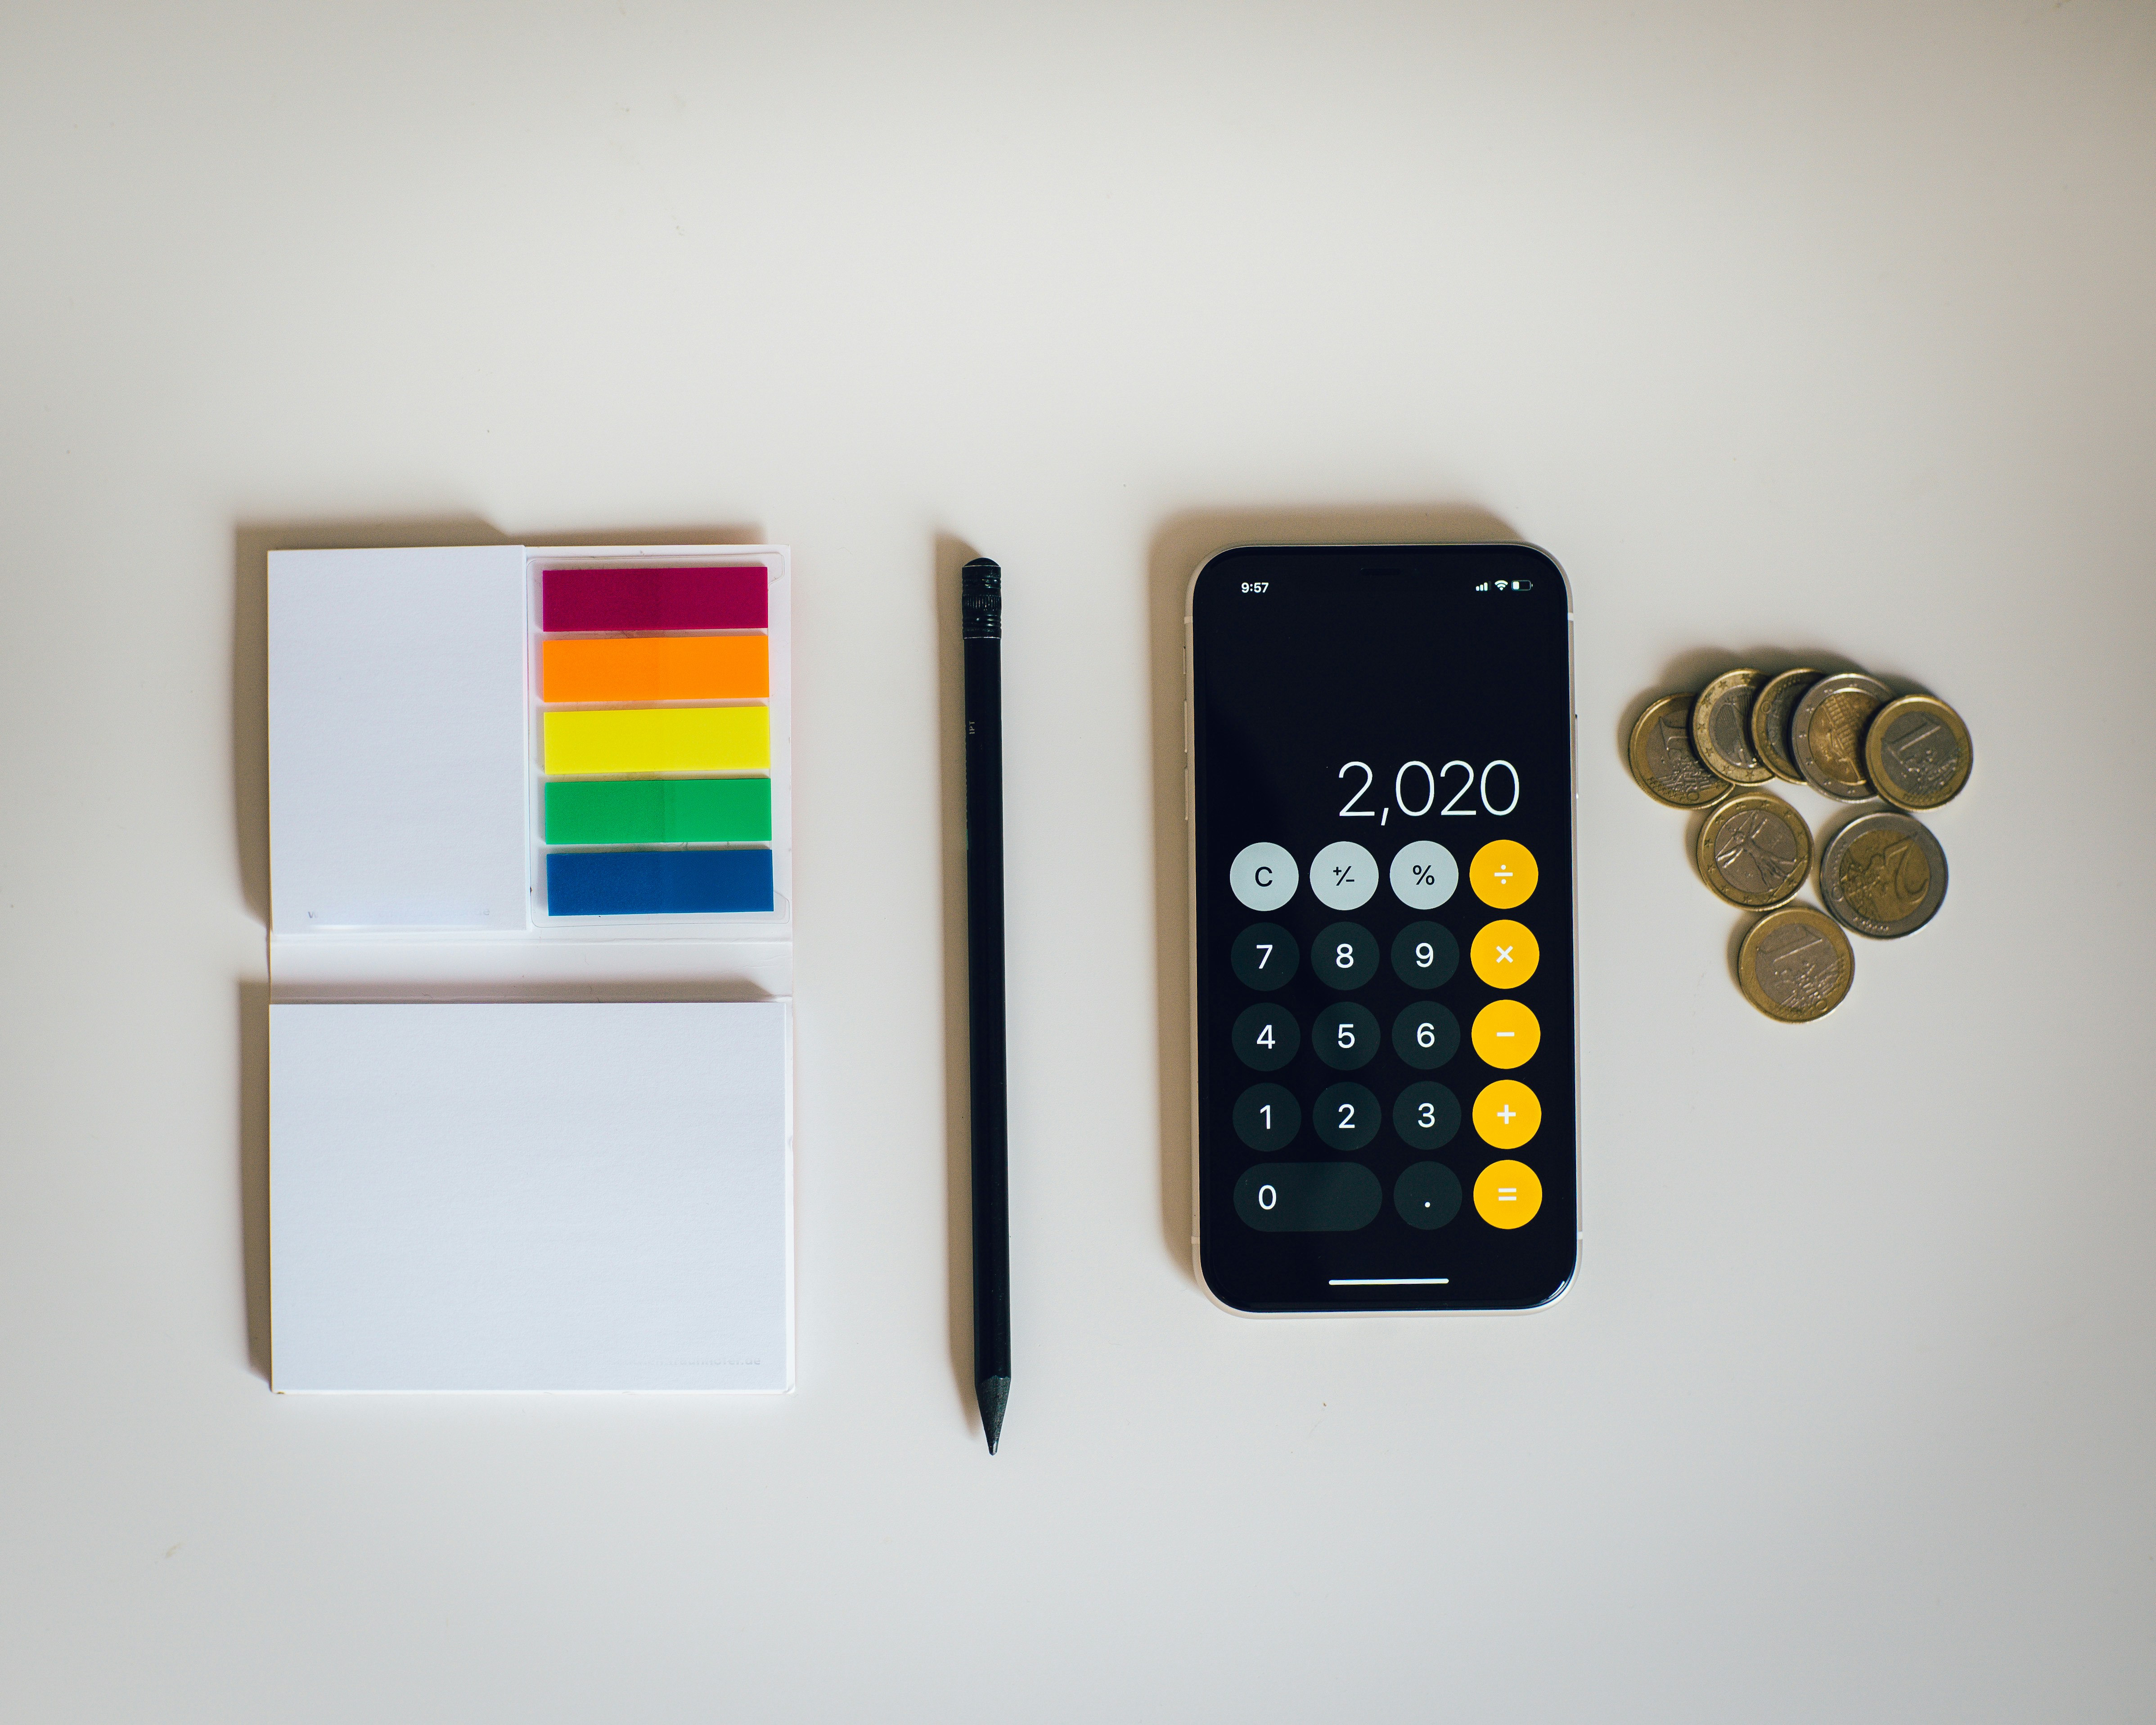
[270, 1001, 793, 1392]
[268, 546, 527, 930]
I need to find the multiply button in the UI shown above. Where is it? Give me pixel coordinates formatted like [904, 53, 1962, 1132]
[1471, 1000, 1540, 1068]
[1472, 1159, 1543, 1228]
[1469, 919, 1540, 988]
[1470, 839, 1538, 910]
[1472, 1079, 1540, 1149]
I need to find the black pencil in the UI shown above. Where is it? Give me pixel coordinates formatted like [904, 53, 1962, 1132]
[960, 557, 1011, 1454]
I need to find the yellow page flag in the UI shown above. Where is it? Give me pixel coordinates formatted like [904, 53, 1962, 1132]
[544, 706, 770, 775]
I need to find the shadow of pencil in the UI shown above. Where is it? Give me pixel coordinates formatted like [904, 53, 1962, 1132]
[934, 531, 984, 1437]
[1143, 504, 1520, 1280]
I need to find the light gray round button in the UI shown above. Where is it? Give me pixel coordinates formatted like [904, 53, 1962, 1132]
[1310, 841, 1379, 910]
[1389, 840, 1458, 910]
[1229, 842, 1297, 912]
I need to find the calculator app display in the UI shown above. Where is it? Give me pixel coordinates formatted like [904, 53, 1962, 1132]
[1188, 546, 1575, 1312]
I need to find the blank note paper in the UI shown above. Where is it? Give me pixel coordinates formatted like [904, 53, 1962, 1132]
[270, 1001, 793, 1392]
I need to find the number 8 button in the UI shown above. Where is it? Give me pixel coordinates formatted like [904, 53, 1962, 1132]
[1313, 921, 1378, 990]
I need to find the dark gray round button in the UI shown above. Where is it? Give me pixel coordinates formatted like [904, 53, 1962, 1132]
[1232, 1084, 1300, 1151]
[1393, 1081, 1461, 1150]
[1232, 1003, 1299, 1071]
[1313, 1002, 1379, 1070]
[1312, 922, 1378, 991]
[1392, 1001, 1460, 1069]
[1391, 921, 1459, 988]
[1231, 923, 1299, 991]
[1312, 1082, 1381, 1150]
[1394, 1161, 1463, 1230]
[1235, 1162, 1383, 1233]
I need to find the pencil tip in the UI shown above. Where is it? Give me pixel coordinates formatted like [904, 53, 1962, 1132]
[978, 1375, 1010, 1455]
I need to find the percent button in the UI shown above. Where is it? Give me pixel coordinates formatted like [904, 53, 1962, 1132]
[1389, 840, 1458, 910]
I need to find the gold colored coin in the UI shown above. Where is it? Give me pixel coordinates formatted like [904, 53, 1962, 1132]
[1471, 999, 1540, 1068]
[1473, 1160, 1543, 1228]
[1791, 672, 1893, 802]
[1749, 668, 1819, 784]
[1819, 811, 1948, 939]
[1695, 792, 1813, 910]
[1864, 694, 1972, 811]
[1736, 905, 1855, 1023]
[1469, 919, 1539, 988]
[1627, 695, 1733, 809]
[1469, 839, 1538, 909]
[1472, 1080, 1542, 1149]
[1692, 669, 1775, 784]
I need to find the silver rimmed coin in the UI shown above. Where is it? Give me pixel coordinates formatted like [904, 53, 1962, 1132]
[1864, 694, 1971, 811]
[1749, 668, 1818, 784]
[1819, 811, 1947, 938]
[1692, 669, 1775, 785]
[1696, 793, 1813, 910]
[1791, 671, 1894, 802]
[1628, 694, 1733, 809]
[1737, 905, 1854, 1022]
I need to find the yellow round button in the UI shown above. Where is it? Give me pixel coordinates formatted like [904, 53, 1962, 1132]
[1473, 1159, 1543, 1228]
[1470, 840, 1538, 909]
[1471, 1000, 1541, 1068]
[1469, 919, 1539, 988]
[1472, 1079, 1541, 1148]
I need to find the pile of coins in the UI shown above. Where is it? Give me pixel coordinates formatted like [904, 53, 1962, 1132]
[1627, 667, 1971, 1022]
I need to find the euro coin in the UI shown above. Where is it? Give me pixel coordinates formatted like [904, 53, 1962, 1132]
[1819, 811, 1948, 938]
[1737, 905, 1854, 1022]
[1864, 694, 1971, 811]
[1695, 793, 1813, 909]
[1628, 694, 1733, 809]
[1791, 671, 1894, 802]
[1749, 668, 1818, 784]
[1692, 669, 1775, 785]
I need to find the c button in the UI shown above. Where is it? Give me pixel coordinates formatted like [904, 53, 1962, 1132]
[1469, 919, 1539, 988]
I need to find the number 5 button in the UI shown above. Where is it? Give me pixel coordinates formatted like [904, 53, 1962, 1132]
[1469, 919, 1539, 988]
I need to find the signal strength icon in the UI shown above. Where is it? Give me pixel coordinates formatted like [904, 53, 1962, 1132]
[1474, 581, 1490, 591]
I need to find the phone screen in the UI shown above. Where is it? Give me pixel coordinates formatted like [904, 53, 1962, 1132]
[1188, 545, 1576, 1312]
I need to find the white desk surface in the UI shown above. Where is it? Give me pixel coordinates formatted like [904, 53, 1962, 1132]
[3, 4, 2151, 1719]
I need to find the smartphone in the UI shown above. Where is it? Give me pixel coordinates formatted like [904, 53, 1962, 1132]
[1185, 544, 1576, 1314]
